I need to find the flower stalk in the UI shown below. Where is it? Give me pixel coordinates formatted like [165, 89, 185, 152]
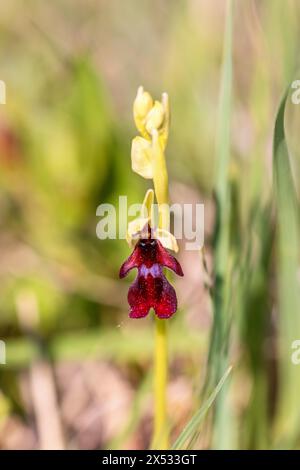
[153, 316, 168, 449]
[120, 87, 183, 449]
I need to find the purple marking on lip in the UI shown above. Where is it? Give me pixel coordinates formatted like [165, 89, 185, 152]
[139, 263, 162, 277]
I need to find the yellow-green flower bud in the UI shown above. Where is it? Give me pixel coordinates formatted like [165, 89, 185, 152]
[131, 136, 153, 179]
[145, 101, 165, 134]
[133, 87, 154, 138]
[134, 86, 153, 119]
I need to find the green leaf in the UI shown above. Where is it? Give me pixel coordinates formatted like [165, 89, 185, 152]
[204, 0, 235, 449]
[273, 87, 300, 445]
[172, 366, 232, 450]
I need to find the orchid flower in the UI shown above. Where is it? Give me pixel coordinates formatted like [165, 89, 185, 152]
[120, 225, 183, 319]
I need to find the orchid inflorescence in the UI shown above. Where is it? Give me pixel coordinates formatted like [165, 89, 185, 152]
[119, 87, 183, 319]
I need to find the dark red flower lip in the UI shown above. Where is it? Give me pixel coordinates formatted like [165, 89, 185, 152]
[119, 232, 183, 319]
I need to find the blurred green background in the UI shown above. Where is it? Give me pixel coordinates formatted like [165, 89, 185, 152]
[0, 0, 300, 450]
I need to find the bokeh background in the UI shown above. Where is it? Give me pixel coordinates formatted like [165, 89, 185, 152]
[0, 0, 300, 450]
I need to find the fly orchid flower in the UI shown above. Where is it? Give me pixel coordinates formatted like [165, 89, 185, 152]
[120, 225, 183, 319]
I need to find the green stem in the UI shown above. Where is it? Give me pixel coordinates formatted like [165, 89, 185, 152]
[151, 317, 168, 449]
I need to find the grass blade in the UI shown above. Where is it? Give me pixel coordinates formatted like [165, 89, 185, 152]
[203, 0, 234, 449]
[172, 366, 232, 450]
[273, 88, 300, 446]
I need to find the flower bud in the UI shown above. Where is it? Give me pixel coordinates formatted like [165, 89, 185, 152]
[133, 87, 153, 119]
[145, 101, 165, 134]
[131, 136, 153, 179]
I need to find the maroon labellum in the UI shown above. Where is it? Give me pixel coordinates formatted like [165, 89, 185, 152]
[119, 227, 183, 319]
